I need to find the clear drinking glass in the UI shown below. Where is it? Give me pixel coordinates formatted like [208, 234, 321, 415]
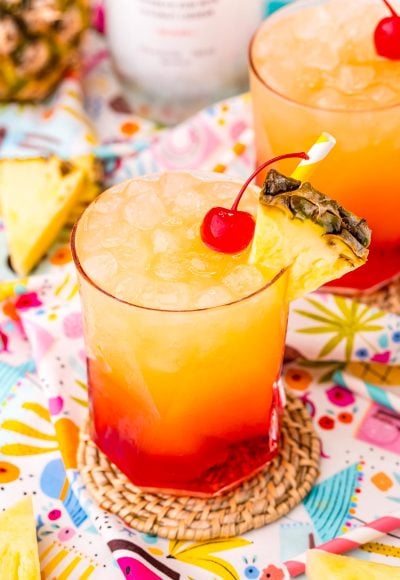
[249, 0, 400, 291]
[71, 172, 289, 496]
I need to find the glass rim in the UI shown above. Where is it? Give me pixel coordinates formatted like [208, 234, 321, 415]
[70, 181, 289, 315]
[248, 0, 400, 115]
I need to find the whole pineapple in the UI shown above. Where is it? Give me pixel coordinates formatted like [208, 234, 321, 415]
[0, 0, 89, 102]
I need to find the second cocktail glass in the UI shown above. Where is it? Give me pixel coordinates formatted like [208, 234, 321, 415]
[249, 0, 400, 290]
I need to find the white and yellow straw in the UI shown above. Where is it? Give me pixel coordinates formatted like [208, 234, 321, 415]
[291, 131, 336, 181]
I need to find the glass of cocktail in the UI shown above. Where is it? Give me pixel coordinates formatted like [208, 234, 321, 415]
[249, 0, 400, 291]
[71, 172, 290, 496]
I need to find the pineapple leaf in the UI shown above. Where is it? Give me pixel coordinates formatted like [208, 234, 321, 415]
[22, 402, 51, 422]
[298, 327, 343, 334]
[345, 335, 355, 361]
[168, 537, 251, 580]
[1, 420, 56, 441]
[318, 334, 345, 358]
[333, 295, 352, 318]
[181, 555, 242, 580]
[303, 298, 344, 321]
[75, 379, 88, 391]
[361, 311, 386, 324]
[0, 443, 58, 455]
[318, 367, 340, 383]
[71, 396, 88, 408]
[169, 537, 251, 558]
[294, 309, 343, 326]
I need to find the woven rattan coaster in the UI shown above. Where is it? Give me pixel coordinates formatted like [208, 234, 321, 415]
[355, 277, 400, 315]
[77, 392, 320, 540]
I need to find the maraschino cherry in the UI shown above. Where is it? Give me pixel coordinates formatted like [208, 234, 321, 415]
[200, 152, 309, 254]
[374, 0, 400, 60]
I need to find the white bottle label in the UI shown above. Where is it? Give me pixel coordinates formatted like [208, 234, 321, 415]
[106, 0, 264, 102]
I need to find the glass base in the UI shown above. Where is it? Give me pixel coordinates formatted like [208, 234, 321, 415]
[325, 242, 400, 294]
[90, 379, 285, 498]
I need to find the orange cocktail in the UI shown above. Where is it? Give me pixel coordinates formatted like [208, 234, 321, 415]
[72, 172, 289, 496]
[249, 0, 400, 290]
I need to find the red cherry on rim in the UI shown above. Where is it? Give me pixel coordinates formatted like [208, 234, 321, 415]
[201, 207, 256, 254]
[200, 151, 309, 254]
[374, 0, 400, 60]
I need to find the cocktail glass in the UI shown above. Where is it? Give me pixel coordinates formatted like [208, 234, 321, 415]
[71, 172, 290, 496]
[249, 0, 400, 291]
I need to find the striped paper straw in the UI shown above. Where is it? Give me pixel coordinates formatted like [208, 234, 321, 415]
[291, 132, 336, 181]
[334, 370, 400, 414]
[284, 508, 400, 577]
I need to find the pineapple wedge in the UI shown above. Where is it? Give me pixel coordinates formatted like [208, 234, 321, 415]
[66, 155, 103, 227]
[0, 156, 87, 276]
[249, 170, 371, 301]
[306, 549, 400, 579]
[0, 497, 40, 579]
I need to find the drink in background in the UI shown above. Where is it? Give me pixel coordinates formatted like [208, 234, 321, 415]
[71, 172, 289, 496]
[250, 0, 400, 291]
[106, 0, 264, 124]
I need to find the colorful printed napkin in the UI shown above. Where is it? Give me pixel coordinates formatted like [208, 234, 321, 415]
[1, 29, 400, 580]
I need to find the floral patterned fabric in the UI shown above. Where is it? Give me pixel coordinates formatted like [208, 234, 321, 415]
[1, 31, 400, 580]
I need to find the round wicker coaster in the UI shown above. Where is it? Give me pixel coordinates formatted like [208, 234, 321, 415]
[355, 277, 400, 315]
[77, 392, 320, 540]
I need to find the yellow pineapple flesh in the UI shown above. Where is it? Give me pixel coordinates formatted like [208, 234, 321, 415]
[306, 549, 400, 579]
[0, 155, 87, 275]
[66, 155, 103, 227]
[249, 169, 371, 300]
[0, 497, 40, 580]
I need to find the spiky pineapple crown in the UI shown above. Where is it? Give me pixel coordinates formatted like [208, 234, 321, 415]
[260, 169, 371, 259]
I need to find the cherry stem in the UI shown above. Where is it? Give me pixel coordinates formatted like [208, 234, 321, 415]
[382, 0, 398, 17]
[230, 151, 309, 212]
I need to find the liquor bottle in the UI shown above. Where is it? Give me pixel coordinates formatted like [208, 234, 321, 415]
[105, 0, 265, 124]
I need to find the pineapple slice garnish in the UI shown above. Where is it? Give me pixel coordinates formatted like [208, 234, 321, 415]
[249, 169, 371, 300]
[306, 549, 400, 579]
[0, 154, 100, 276]
[0, 497, 40, 580]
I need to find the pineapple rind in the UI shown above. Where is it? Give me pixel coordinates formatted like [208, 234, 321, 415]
[250, 170, 370, 300]
[306, 549, 400, 579]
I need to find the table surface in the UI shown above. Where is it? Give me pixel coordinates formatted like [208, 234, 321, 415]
[1, 30, 400, 580]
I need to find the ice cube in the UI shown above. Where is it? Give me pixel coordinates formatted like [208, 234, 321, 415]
[124, 192, 166, 229]
[368, 84, 397, 105]
[92, 191, 123, 214]
[310, 87, 343, 109]
[172, 189, 207, 214]
[82, 252, 118, 282]
[195, 286, 234, 309]
[114, 273, 149, 303]
[188, 257, 208, 273]
[112, 242, 151, 272]
[336, 65, 375, 94]
[82, 209, 117, 233]
[294, 6, 331, 40]
[101, 223, 134, 248]
[153, 254, 186, 281]
[152, 229, 180, 253]
[305, 42, 340, 71]
[186, 224, 199, 240]
[223, 265, 265, 296]
[140, 282, 191, 310]
[159, 172, 199, 201]
[163, 214, 184, 227]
